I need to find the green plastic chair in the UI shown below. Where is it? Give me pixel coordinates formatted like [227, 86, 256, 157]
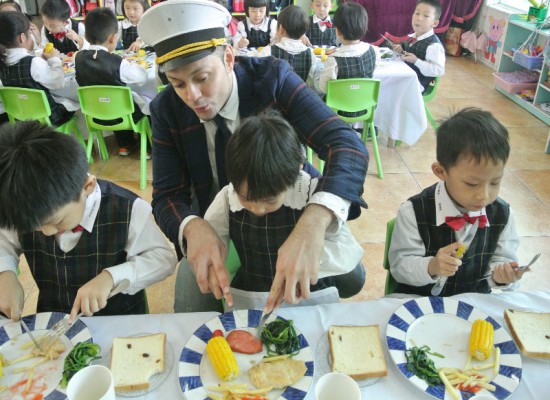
[306, 146, 325, 173]
[77, 85, 152, 190]
[325, 78, 383, 179]
[423, 77, 440, 130]
[0, 87, 86, 150]
[383, 217, 398, 295]
[157, 84, 167, 93]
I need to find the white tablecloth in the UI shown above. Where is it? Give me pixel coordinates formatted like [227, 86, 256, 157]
[58, 290, 550, 399]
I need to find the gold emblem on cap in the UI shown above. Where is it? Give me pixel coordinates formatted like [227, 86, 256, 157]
[156, 38, 227, 65]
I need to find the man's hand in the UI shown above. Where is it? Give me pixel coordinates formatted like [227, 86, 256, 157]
[184, 218, 233, 306]
[264, 204, 333, 313]
[0, 270, 24, 321]
[69, 270, 114, 321]
[428, 242, 463, 277]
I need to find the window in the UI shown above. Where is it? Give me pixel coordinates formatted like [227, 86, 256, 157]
[498, 0, 544, 13]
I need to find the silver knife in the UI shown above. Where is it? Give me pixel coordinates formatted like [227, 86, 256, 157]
[431, 219, 480, 296]
[255, 310, 272, 339]
[20, 318, 44, 352]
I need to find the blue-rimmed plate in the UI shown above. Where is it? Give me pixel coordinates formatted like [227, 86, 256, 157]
[386, 297, 522, 400]
[0, 312, 92, 399]
[178, 309, 314, 400]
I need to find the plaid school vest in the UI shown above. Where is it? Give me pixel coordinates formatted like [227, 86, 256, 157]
[0, 55, 72, 126]
[19, 180, 147, 315]
[306, 16, 337, 47]
[44, 19, 80, 54]
[244, 17, 273, 48]
[402, 34, 441, 90]
[394, 183, 510, 296]
[271, 45, 312, 81]
[122, 25, 138, 49]
[75, 50, 124, 87]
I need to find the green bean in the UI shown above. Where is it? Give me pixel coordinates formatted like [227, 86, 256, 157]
[260, 319, 300, 357]
[59, 342, 101, 388]
[405, 345, 444, 386]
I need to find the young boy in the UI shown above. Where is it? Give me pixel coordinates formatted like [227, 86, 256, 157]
[393, 0, 445, 93]
[389, 108, 522, 297]
[318, 2, 376, 97]
[0, 121, 176, 322]
[75, 7, 149, 156]
[204, 110, 365, 309]
[233, 0, 277, 50]
[40, 0, 88, 54]
[305, 0, 337, 47]
[258, 5, 317, 82]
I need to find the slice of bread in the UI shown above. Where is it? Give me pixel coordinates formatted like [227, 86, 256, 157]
[504, 309, 550, 359]
[110, 333, 166, 391]
[328, 325, 388, 380]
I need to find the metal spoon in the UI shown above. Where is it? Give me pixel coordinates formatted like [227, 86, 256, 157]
[516, 253, 541, 271]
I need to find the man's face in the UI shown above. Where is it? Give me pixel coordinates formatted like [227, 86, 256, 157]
[166, 47, 235, 121]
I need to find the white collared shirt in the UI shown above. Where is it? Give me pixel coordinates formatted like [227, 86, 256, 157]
[40, 19, 89, 50]
[0, 182, 176, 295]
[312, 15, 332, 32]
[233, 17, 278, 49]
[409, 29, 445, 89]
[388, 181, 519, 288]
[4, 47, 64, 90]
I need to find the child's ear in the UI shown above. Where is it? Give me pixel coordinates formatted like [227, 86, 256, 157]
[432, 19, 439, 28]
[432, 161, 446, 180]
[108, 33, 118, 45]
[83, 174, 97, 195]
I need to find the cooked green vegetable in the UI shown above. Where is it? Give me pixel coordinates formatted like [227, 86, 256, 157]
[260, 319, 300, 357]
[405, 345, 444, 386]
[60, 341, 101, 388]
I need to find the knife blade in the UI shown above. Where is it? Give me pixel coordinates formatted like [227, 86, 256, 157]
[20, 318, 44, 353]
[255, 310, 272, 339]
[431, 219, 480, 296]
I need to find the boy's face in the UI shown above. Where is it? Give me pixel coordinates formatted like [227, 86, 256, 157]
[248, 6, 267, 25]
[42, 15, 66, 34]
[432, 156, 505, 212]
[36, 176, 96, 236]
[311, 0, 332, 20]
[236, 181, 287, 217]
[412, 3, 439, 37]
[124, 0, 145, 25]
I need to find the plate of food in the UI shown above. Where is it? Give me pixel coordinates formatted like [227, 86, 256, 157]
[386, 297, 522, 400]
[0, 311, 92, 399]
[503, 308, 550, 362]
[178, 309, 314, 400]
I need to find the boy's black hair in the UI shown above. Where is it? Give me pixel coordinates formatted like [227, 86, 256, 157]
[436, 107, 510, 170]
[0, 1, 22, 12]
[121, 0, 150, 20]
[226, 110, 303, 202]
[333, 2, 368, 41]
[84, 7, 118, 44]
[417, 0, 441, 20]
[0, 121, 89, 232]
[244, 0, 270, 17]
[41, 0, 71, 21]
[0, 11, 30, 69]
[277, 5, 308, 39]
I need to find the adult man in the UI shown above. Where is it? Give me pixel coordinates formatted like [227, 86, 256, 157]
[138, 0, 368, 313]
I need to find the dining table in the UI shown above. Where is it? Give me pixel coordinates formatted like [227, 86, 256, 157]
[11, 290, 538, 400]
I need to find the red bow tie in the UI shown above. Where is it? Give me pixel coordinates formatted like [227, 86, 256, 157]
[52, 31, 66, 40]
[72, 225, 85, 233]
[319, 20, 332, 28]
[445, 214, 488, 231]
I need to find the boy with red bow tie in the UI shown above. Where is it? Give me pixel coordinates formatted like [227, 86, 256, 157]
[305, 0, 337, 47]
[388, 108, 523, 297]
[40, 0, 88, 54]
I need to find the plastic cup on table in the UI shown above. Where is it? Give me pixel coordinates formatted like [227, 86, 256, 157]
[315, 372, 361, 400]
[66, 365, 116, 400]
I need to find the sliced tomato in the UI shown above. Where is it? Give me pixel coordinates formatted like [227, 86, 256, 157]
[212, 329, 224, 338]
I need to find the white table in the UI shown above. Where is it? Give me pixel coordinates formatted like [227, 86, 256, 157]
[65, 290, 550, 399]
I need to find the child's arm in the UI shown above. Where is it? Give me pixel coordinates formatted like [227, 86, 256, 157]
[29, 55, 65, 90]
[65, 21, 89, 50]
[0, 229, 25, 320]
[127, 39, 145, 53]
[489, 208, 523, 286]
[233, 20, 249, 49]
[318, 55, 338, 93]
[405, 41, 445, 78]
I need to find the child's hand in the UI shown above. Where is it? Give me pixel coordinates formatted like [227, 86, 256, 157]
[128, 39, 143, 53]
[69, 270, 114, 321]
[427, 241, 463, 277]
[43, 47, 61, 60]
[301, 34, 312, 47]
[393, 44, 403, 54]
[0, 270, 24, 321]
[493, 262, 527, 284]
[65, 29, 83, 48]
[238, 37, 249, 49]
[401, 52, 418, 63]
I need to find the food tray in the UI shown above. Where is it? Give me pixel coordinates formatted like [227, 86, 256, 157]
[493, 72, 538, 94]
[512, 48, 544, 70]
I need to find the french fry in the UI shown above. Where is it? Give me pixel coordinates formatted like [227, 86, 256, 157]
[472, 362, 494, 371]
[23, 368, 34, 395]
[261, 354, 291, 363]
[493, 346, 501, 376]
[438, 370, 460, 400]
[12, 357, 48, 374]
[463, 353, 472, 371]
[4, 353, 34, 366]
[477, 381, 496, 391]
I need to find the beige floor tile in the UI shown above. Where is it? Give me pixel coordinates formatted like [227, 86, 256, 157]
[508, 126, 549, 153]
[515, 237, 550, 293]
[507, 152, 550, 171]
[343, 243, 386, 302]
[513, 170, 550, 206]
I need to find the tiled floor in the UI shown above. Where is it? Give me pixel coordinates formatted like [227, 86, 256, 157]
[19, 55, 550, 316]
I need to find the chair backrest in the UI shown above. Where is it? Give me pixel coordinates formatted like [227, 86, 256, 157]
[383, 217, 398, 295]
[77, 85, 136, 132]
[325, 78, 381, 123]
[0, 87, 52, 125]
[423, 77, 440, 102]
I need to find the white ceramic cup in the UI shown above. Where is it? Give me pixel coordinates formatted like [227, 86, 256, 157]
[315, 372, 361, 400]
[66, 365, 116, 400]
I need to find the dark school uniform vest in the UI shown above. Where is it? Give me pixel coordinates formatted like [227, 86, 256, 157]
[75, 49, 124, 87]
[19, 180, 147, 315]
[45, 19, 80, 54]
[394, 183, 510, 297]
[306, 16, 337, 47]
[122, 25, 138, 49]
[271, 45, 312, 82]
[0, 55, 72, 126]
[244, 17, 273, 48]
[333, 46, 376, 118]
[402, 34, 441, 90]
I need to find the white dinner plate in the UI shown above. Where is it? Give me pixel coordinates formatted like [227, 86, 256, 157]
[178, 309, 314, 400]
[0, 312, 92, 399]
[386, 297, 522, 400]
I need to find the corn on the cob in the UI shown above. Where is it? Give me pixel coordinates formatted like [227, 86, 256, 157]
[206, 330, 239, 381]
[469, 320, 494, 361]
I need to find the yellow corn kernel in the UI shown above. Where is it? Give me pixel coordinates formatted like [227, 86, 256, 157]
[206, 331, 239, 381]
[469, 319, 494, 361]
